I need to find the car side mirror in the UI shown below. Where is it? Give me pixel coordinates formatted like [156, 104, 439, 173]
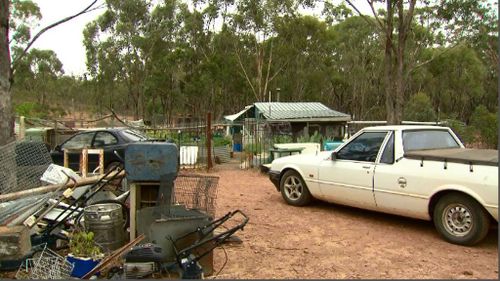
[331, 151, 337, 161]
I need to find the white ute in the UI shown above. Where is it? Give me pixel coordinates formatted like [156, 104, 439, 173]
[268, 125, 498, 246]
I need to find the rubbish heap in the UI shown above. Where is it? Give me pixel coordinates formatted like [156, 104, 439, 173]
[0, 140, 248, 279]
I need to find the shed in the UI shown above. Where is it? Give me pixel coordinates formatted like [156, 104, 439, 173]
[224, 102, 351, 142]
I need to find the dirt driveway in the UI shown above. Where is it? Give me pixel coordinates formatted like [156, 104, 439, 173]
[207, 162, 498, 279]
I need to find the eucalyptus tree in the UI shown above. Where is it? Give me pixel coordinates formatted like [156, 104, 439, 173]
[327, 16, 383, 120]
[211, 0, 315, 102]
[84, 0, 152, 120]
[333, 0, 496, 124]
[1, 0, 41, 144]
[422, 45, 487, 122]
[271, 16, 332, 103]
[1, 0, 98, 144]
[12, 48, 64, 106]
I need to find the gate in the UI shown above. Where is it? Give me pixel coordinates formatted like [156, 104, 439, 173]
[240, 118, 292, 169]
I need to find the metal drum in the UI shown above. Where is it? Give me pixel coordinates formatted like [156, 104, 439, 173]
[84, 203, 126, 252]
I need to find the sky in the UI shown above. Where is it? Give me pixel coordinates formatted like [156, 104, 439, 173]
[31, 0, 106, 76]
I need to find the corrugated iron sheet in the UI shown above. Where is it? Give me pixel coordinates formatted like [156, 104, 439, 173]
[254, 102, 350, 120]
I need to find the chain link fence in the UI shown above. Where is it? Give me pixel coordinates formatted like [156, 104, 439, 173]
[0, 141, 53, 195]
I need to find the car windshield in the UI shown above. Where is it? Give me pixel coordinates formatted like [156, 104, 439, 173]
[121, 130, 148, 142]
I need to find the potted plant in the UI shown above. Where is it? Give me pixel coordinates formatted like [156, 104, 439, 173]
[66, 231, 103, 278]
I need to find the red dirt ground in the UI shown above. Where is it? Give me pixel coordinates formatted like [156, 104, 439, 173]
[0, 159, 496, 279]
[206, 161, 498, 279]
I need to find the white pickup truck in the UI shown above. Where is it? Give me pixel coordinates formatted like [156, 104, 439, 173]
[268, 125, 498, 245]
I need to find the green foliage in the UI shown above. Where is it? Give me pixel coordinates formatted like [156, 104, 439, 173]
[442, 116, 474, 145]
[273, 134, 293, 144]
[404, 92, 436, 122]
[15, 102, 48, 118]
[297, 131, 322, 143]
[244, 142, 266, 155]
[6, 0, 498, 134]
[9, 0, 42, 48]
[468, 105, 498, 148]
[213, 136, 231, 147]
[69, 231, 102, 259]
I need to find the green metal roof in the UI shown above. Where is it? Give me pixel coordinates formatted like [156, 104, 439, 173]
[254, 102, 350, 120]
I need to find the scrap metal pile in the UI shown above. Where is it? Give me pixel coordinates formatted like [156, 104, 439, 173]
[0, 140, 248, 280]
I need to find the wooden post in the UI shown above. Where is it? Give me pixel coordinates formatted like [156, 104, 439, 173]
[98, 149, 104, 174]
[80, 148, 88, 178]
[53, 119, 58, 148]
[129, 184, 137, 241]
[63, 149, 69, 168]
[19, 116, 25, 140]
[206, 112, 212, 171]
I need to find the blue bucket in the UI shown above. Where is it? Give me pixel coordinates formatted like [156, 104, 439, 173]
[66, 255, 101, 278]
[233, 143, 242, 152]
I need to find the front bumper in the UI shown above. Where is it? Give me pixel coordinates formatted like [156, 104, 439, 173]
[268, 170, 281, 191]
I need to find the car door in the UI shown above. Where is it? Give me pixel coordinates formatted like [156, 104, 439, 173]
[90, 131, 120, 171]
[54, 132, 96, 171]
[318, 131, 389, 210]
[373, 129, 462, 219]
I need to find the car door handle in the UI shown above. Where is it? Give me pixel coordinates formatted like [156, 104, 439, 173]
[362, 165, 371, 169]
[398, 177, 407, 188]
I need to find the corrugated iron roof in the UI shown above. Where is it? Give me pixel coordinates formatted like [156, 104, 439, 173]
[254, 102, 350, 120]
[224, 105, 252, 122]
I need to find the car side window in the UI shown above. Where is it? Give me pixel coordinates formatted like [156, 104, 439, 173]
[61, 132, 94, 149]
[380, 132, 394, 164]
[94, 132, 118, 147]
[336, 132, 388, 162]
[403, 130, 460, 152]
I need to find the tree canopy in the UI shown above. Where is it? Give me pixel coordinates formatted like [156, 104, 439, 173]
[3, 0, 498, 147]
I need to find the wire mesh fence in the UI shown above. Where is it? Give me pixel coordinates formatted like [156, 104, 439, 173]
[173, 173, 219, 218]
[0, 141, 53, 195]
[143, 118, 212, 170]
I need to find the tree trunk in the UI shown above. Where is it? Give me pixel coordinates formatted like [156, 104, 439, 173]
[395, 0, 406, 125]
[0, 0, 13, 145]
[384, 0, 396, 124]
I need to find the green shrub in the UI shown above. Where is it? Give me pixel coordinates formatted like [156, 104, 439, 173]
[442, 117, 474, 144]
[213, 136, 231, 147]
[469, 105, 498, 148]
[244, 142, 266, 155]
[297, 131, 323, 143]
[404, 92, 436, 122]
[15, 102, 50, 118]
[69, 231, 102, 258]
[273, 134, 293, 144]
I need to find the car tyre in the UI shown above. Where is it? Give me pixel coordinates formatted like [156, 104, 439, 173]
[433, 193, 490, 246]
[280, 170, 312, 206]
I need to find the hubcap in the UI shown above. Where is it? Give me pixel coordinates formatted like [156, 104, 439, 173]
[442, 203, 473, 237]
[283, 176, 303, 201]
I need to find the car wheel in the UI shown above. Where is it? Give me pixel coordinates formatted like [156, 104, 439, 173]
[279, 170, 312, 206]
[433, 193, 490, 246]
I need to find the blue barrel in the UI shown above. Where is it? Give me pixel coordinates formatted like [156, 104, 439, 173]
[233, 143, 242, 152]
[324, 141, 343, 151]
